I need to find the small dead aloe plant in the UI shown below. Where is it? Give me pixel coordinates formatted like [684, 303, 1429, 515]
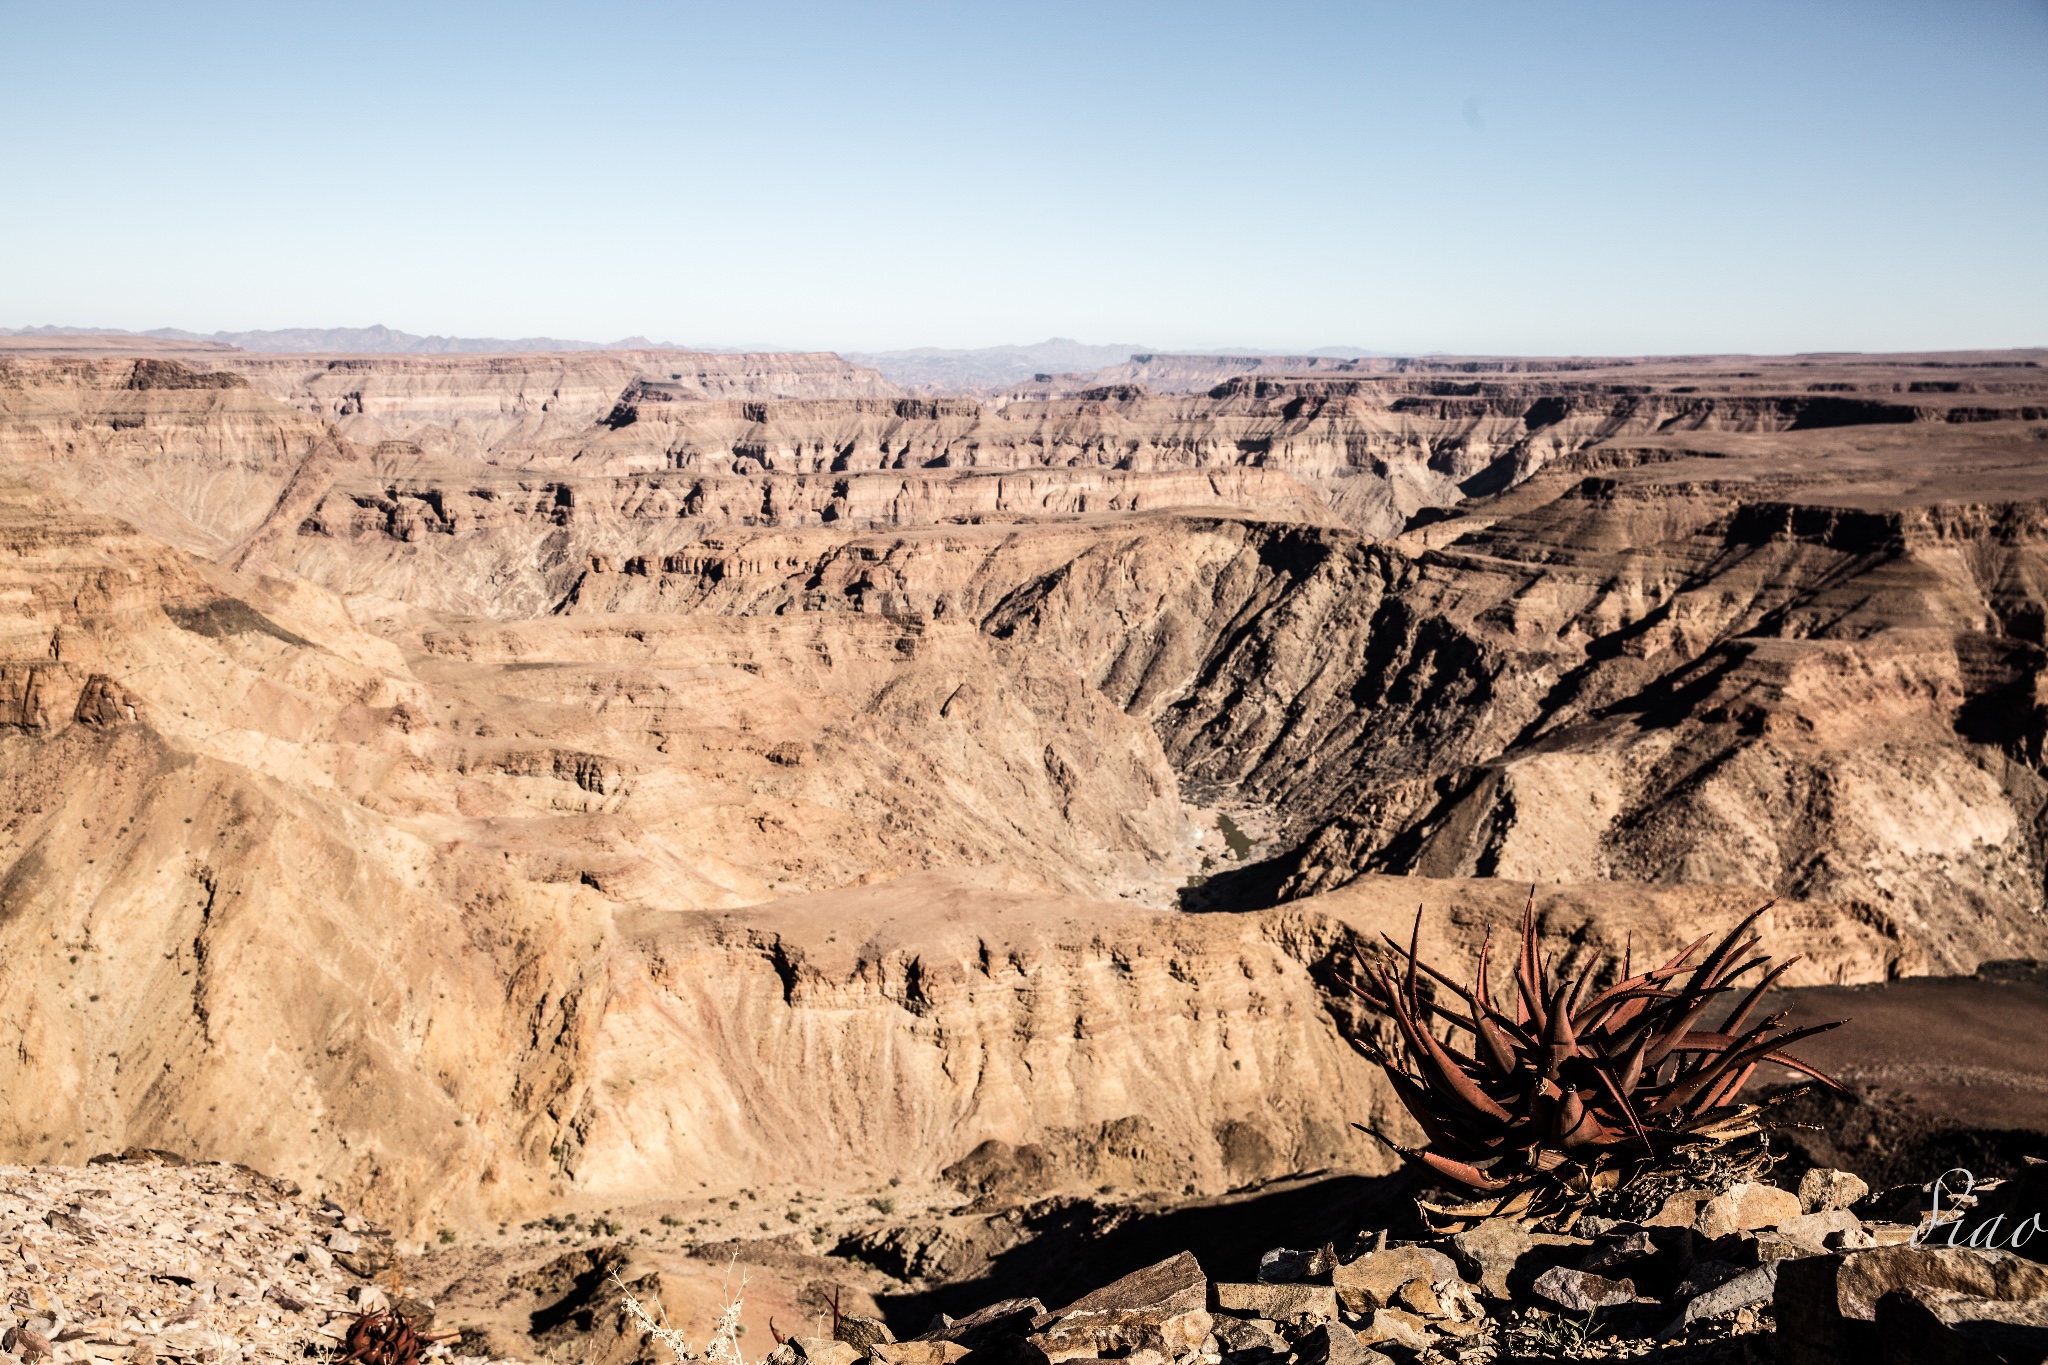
[1342, 898, 1847, 1225]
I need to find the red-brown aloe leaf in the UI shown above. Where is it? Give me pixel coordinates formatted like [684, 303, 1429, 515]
[1413, 1147, 1515, 1193]
[1703, 1061, 1760, 1111]
[1641, 978, 1741, 1068]
[1578, 985, 1683, 1039]
[1516, 890, 1546, 1032]
[1476, 929, 1498, 1016]
[1558, 1101, 1621, 1150]
[1647, 1020, 1844, 1119]
[1755, 1048, 1850, 1094]
[1412, 1019, 1515, 1125]
[1613, 1027, 1652, 1094]
[1588, 1053, 1653, 1151]
[1687, 906, 1773, 992]
[1472, 1007, 1520, 1079]
[1541, 974, 1580, 1078]
[1565, 958, 1600, 1019]
[1375, 1059, 1479, 1150]
[1369, 959, 1514, 1128]
[1720, 956, 1800, 1037]
[1550, 1085, 1586, 1144]
[1404, 905, 1425, 1016]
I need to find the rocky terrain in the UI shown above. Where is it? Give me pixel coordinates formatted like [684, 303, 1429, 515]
[1, 342, 2046, 1272]
[9, 1148, 2047, 1364]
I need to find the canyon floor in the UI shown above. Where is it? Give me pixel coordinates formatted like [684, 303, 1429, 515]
[2, 338, 2047, 1356]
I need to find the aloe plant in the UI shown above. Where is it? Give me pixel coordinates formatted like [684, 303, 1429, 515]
[1342, 899, 1845, 1212]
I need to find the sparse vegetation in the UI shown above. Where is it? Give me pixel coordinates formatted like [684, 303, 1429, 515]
[1342, 899, 1846, 1225]
[867, 1196, 895, 1215]
[1509, 1308, 1604, 1356]
[616, 1266, 747, 1365]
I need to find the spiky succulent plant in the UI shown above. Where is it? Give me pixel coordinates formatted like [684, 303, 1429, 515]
[1342, 899, 1845, 1219]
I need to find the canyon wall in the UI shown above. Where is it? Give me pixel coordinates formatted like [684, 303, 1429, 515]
[0, 349, 2043, 1232]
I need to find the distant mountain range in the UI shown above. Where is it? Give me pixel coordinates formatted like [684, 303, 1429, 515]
[0, 327, 1383, 388]
[843, 338, 1381, 390]
[0, 324, 709, 354]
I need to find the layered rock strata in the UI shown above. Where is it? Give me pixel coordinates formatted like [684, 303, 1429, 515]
[0, 349, 2044, 1236]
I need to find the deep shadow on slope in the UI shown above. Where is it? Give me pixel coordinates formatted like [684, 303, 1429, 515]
[870, 1169, 1420, 1334]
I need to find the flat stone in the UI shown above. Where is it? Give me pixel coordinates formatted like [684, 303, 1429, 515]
[1780, 1209, 1864, 1248]
[1211, 1283, 1335, 1323]
[1331, 1247, 1460, 1312]
[795, 1339, 862, 1365]
[1433, 1314, 1491, 1339]
[1255, 1248, 1304, 1284]
[1695, 1182, 1804, 1240]
[1744, 1231, 1835, 1266]
[1672, 1260, 1743, 1303]
[1391, 1278, 1441, 1318]
[869, 1344, 967, 1365]
[1209, 1317, 1284, 1358]
[1659, 1262, 1779, 1339]
[916, 1297, 1044, 1350]
[1799, 1168, 1871, 1215]
[1447, 1220, 1534, 1300]
[1353, 1309, 1432, 1352]
[1028, 1252, 1212, 1363]
[1579, 1230, 1660, 1275]
[1433, 1277, 1487, 1325]
[1645, 1190, 1714, 1229]
[1530, 1267, 1637, 1313]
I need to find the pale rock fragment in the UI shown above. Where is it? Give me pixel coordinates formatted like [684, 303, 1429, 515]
[1693, 1183, 1803, 1240]
[1798, 1168, 1870, 1215]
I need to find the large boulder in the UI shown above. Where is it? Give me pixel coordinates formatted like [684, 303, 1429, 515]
[1777, 1244, 2048, 1365]
[1875, 1285, 2048, 1364]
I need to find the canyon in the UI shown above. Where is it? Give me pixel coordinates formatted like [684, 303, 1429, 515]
[1, 339, 2045, 1245]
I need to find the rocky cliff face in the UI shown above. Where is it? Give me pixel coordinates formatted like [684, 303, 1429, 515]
[0, 348, 2043, 1233]
[211, 351, 903, 462]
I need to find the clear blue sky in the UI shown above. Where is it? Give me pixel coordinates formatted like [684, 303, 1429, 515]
[3, 1, 2044, 354]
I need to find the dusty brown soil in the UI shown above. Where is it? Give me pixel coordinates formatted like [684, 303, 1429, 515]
[1762, 965, 2048, 1188]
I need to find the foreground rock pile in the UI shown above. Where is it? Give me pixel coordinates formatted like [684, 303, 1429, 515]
[715, 1165, 2044, 1365]
[11, 1157, 2048, 1364]
[0, 1158, 416, 1364]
